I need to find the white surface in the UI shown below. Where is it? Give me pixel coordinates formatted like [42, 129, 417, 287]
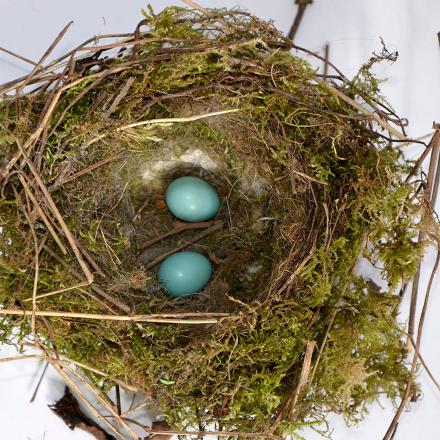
[0, 1, 439, 439]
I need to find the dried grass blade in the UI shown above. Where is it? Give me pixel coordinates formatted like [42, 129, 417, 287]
[0, 308, 230, 324]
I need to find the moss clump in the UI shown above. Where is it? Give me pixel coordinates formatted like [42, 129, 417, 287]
[0, 6, 436, 438]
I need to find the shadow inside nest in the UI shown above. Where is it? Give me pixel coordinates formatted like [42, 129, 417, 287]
[104, 160, 288, 315]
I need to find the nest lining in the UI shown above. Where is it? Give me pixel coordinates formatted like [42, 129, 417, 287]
[0, 5, 437, 439]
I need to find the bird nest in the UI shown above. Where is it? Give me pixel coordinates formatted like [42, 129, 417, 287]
[0, 5, 438, 440]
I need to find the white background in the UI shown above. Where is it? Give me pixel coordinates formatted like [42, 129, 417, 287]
[0, 1, 439, 439]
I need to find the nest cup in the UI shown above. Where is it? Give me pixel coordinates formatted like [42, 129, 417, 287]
[0, 5, 437, 438]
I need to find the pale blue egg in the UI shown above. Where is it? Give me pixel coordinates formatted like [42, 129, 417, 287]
[165, 176, 220, 222]
[158, 251, 212, 297]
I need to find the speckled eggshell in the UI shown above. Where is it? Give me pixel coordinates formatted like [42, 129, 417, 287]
[158, 251, 213, 297]
[165, 176, 220, 222]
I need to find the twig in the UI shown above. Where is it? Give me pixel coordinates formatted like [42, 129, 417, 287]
[61, 356, 139, 392]
[57, 153, 124, 187]
[60, 362, 139, 439]
[290, 340, 316, 417]
[43, 245, 130, 313]
[0, 46, 37, 66]
[0, 308, 231, 324]
[287, 1, 313, 41]
[273, 340, 316, 427]
[104, 77, 135, 118]
[323, 43, 330, 80]
[407, 335, 440, 394]
[0, 354, 42, 363]
[115, 385, 121, 416]
[383, 248, 440, 439]
[15, 21, 73, 100]
[121, 401, 148, 418]
[29, 361, 49, 403]
[18, 174, 67, 255]
[15, 141, 94, 283]
[20, 186, 40, 337]
[79, 36, 207, 52]
[405, 130, 440, 181]
[138, 220, 216, 252]
[181, 0, 229, 29]
[146, 428, 280, 439]
[430, 124, 440, 207]
[49, 358, 131, 440]
[408, 127, 440, 340]
[142, 220, 224, 269]
[23, 281, 91, 302]
[1, 89, 62, 180]
[323, 82, 407, 140]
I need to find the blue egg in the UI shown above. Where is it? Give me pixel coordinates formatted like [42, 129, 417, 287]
[165, 176, 220, 222]
[158, 251, 213, 297]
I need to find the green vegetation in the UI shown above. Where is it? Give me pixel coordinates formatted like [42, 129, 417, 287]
[0, 6, 435, 438]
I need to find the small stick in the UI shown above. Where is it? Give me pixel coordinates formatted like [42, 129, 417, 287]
[72, 237, 107, 279]
[58, 363, 139, 440]
[277, 242, 317, 294]
[323, 83, 407, 140]
[429, 123, 440, 207]
[19, 174, 67, 255]
[104, 77, 135, 118]
[138, 220, 215, 252]
[83, 108, 239, 152]
[405, 131, 440, 181]
[407, 266, 421, 341]
[15, 21, 73, 99]
[5, 339, 134, 391]
[146, 428, 280, 439]
[273, 340, 316, 426]
[1, 89, 62, 180]
[407, 335, 440, 394]
[0, 46, 37, 66]
[399, 131, 434, 147]
[43, 245, 130, 313]
[287, 0, 313, 41]
[121, 401, 148, 418]
[181, 0, 229, 29]
[23, 281, 91, 302]
[15, 141, 94, 283]
[383, 249, 440, 439]
[49, 360, 131, 440]
[0, 354, 42, 364]
[0, 308, 231, 324]
[29, 361, 49, 403]
[142, 220, 224, 269]
[79, 37, 207, 52]
[48, 75, 107, 138]
[20, 187, 40, 337]
[78, 288, 117, 315]
[408, 127, 440, 340]
[323, 43, 330, 80]
[60, 356, 139, 392]
[115, 385, 121, 415]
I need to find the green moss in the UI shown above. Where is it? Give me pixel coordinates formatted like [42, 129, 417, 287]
[0, 5, 434, 438]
